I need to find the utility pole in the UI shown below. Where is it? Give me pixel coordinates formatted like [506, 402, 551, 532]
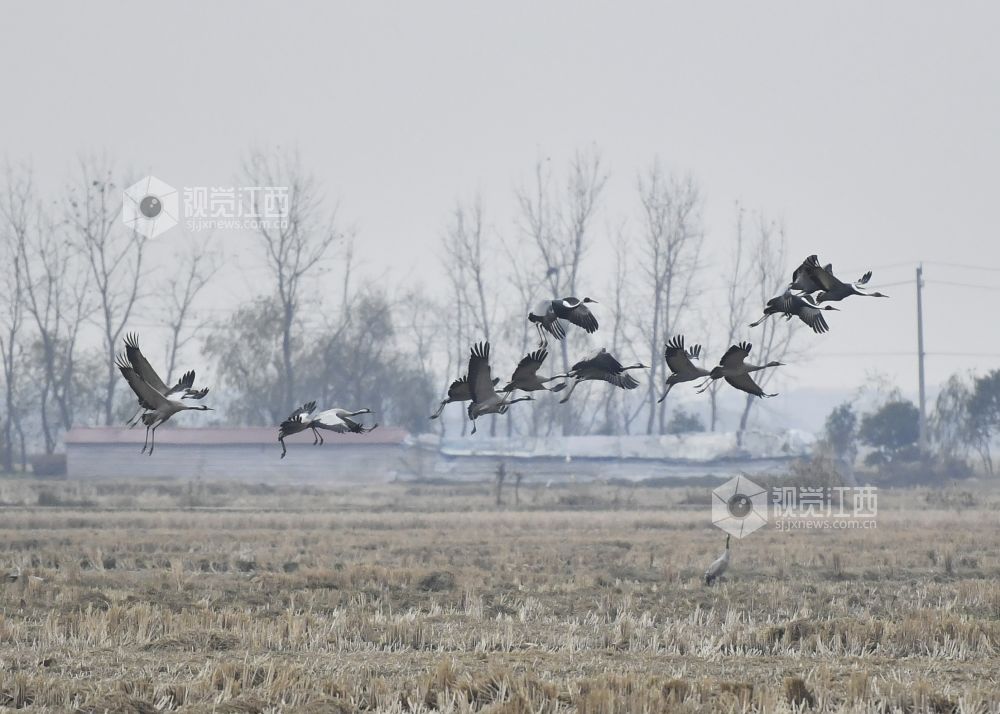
[916, 264, 927, 451]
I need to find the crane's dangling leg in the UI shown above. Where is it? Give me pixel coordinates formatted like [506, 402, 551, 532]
[657, 382, 674, 404]
[559, 378, 581, 404]
[311, 427, 320, 445]
[749, 313, 771, 328]
[544, 372, 571, 393]
[279, 437, 287, 459]
[535, 322, 548, 348]
[429, 400, 448, 419]
[148, 422, 161, 456]
[470, 417, 478, 435]
[695, 378, 715, 394]
[142, 424, 151, 453]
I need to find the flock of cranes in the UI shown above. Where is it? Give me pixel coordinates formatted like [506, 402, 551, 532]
[114, 337, 380, 459]
[432, 255, 888, 436]
[114, 254, 886, 583]
[115, 253, 887, 457]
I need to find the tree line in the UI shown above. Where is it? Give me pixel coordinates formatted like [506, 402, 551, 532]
[2, 145, 995, 474]
[820, 371, 1000, 482]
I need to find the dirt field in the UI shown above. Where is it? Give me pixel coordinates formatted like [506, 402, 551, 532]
[0, 477, 998, 713]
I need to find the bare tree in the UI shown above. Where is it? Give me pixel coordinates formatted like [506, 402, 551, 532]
[242, 147, 343, 410]
[162, 242, 219, 383]
[441, 196, 502, 435]
[733, 214, 796, 445]
[446, 197, 496, 343]
[635, 161, 704, 434]
[500, 232, 544, 437]
[67, 156, 146, 425]
[515, 149, 607, 434]
[0, 164, 29, 470]
[706, 203, 754, 431]
[439, 215, 471, 437]
[18, 175, 92, 451]
[930, 373, 973, 461]
[594, 224, 636, 435]
[397, 286, 442, 431]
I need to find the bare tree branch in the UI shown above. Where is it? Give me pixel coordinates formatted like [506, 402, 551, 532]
[242, 146, 344, 409]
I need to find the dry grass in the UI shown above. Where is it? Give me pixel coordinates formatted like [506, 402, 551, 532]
[0, 476, 998, 712]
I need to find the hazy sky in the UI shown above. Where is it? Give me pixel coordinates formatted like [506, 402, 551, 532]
[2, 1, 999, 428]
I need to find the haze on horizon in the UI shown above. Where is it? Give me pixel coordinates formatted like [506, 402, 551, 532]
[2, 1, 998, 433]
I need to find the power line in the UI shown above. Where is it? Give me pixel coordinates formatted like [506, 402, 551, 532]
[808, 351, 1000, 359]
[927, 279, 1000, 292]
[843, 260, 1000, 275]
[924, 260, 1000, 273]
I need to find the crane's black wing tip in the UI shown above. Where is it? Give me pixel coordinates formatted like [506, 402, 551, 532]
[525, 348, 548, 364]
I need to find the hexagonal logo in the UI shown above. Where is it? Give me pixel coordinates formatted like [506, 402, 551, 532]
[711, 474, 768, 539]
[122, 176, 179, 238]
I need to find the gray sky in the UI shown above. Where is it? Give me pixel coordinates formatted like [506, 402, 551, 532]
[2, 1, 999, 427]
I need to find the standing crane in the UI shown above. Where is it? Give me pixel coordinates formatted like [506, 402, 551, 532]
[704, 534, 731, 585]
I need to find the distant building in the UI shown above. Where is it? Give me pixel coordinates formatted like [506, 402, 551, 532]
[63, 427, 811, 483]
[64, 427, 410, 483]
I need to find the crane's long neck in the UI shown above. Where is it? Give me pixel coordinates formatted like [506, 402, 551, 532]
[622, 363, 645, 371]
[345, 409, 370, 417]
